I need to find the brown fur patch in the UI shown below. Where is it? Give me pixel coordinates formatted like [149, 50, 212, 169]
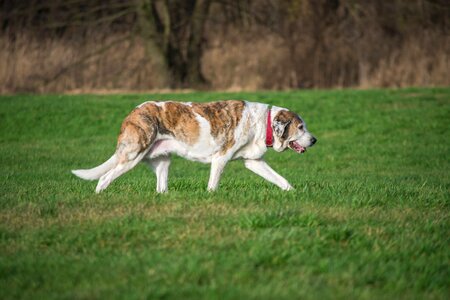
[273, 110, 302, 142]
[118, 115, 156, 150]
[116, 106, 158, 162]
[117, 102, 200, 159]
[116, 101, 244, 158]
[192, 100, 245, 153]
[157, 102, 200, 145]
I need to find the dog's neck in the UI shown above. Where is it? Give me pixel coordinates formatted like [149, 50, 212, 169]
[266, 107, 273, 147]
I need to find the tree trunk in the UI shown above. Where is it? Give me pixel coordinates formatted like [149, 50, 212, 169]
[136, 0, 211, 88]
[166, 42, 187, 86]
[185, 0, 211, 87]
[136, 0, 171, 87]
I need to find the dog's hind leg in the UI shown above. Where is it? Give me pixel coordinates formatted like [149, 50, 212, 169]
[95, 118, 157, 193]
[95, 149, 147, 193]
[146, 156, 171, 193]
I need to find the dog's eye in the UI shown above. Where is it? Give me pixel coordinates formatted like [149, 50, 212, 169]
[298, 124, 304, 130]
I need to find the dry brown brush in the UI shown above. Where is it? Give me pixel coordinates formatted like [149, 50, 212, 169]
[0, 0, 448, 93]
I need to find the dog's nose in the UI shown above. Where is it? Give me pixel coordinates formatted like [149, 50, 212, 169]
[310, 137, 317, 145]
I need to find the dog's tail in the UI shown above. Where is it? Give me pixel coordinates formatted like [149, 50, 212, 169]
[72, 154, 117, 181]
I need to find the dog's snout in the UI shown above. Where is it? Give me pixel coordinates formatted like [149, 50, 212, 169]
[310, 137, 317, 145]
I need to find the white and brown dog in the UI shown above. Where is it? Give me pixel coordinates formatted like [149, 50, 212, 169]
[72, 100, 316, 193]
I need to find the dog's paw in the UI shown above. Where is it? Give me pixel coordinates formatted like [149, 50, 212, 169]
[283, 184, 294, 191]
[95, 180, 109, 193]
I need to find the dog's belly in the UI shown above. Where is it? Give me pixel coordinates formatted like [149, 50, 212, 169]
[147, 139, 217, 163]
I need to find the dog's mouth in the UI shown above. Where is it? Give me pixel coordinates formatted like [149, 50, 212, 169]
[289, 141, 306, 154]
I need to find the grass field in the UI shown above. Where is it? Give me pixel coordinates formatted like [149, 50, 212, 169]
[0, 88, 449, 299]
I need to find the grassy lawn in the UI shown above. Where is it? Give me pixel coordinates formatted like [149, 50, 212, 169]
[0, 88, 449, 299]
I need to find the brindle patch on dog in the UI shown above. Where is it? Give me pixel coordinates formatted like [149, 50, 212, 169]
[273, 110, 303, 142]
[158, 102, 200, 145]
[192, 100, 245, 153]
[118, 110, 156, 151]
[117, 102, 200, 154]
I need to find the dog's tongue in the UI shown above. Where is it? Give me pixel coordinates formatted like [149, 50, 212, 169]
[289, 141, 306, 154]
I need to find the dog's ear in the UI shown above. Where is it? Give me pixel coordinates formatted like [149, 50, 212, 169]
[273, 119, 291, 138]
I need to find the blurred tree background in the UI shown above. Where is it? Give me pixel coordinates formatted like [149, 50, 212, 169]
[0, 0, 448, 93]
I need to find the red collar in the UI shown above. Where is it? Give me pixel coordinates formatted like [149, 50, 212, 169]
[266, 108, 273, 147]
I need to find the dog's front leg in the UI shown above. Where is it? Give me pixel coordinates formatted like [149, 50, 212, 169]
[244, 159, 293, 191]
[208, 157, 229, 191]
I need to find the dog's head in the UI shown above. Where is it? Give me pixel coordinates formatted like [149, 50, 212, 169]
[272, 109, 317, 153]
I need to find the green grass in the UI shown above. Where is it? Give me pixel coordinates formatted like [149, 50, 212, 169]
[0, 88, 449, 299]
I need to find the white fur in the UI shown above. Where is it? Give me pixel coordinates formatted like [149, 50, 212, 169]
[146, 156, 171, 193]
[95, 151, 148, 193]
[71, 154, 117, 180]
[72, 101, 315, 193]
[244, 159, 293, 190]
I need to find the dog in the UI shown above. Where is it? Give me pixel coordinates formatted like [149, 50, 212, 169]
[72, 100, 317, 193]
